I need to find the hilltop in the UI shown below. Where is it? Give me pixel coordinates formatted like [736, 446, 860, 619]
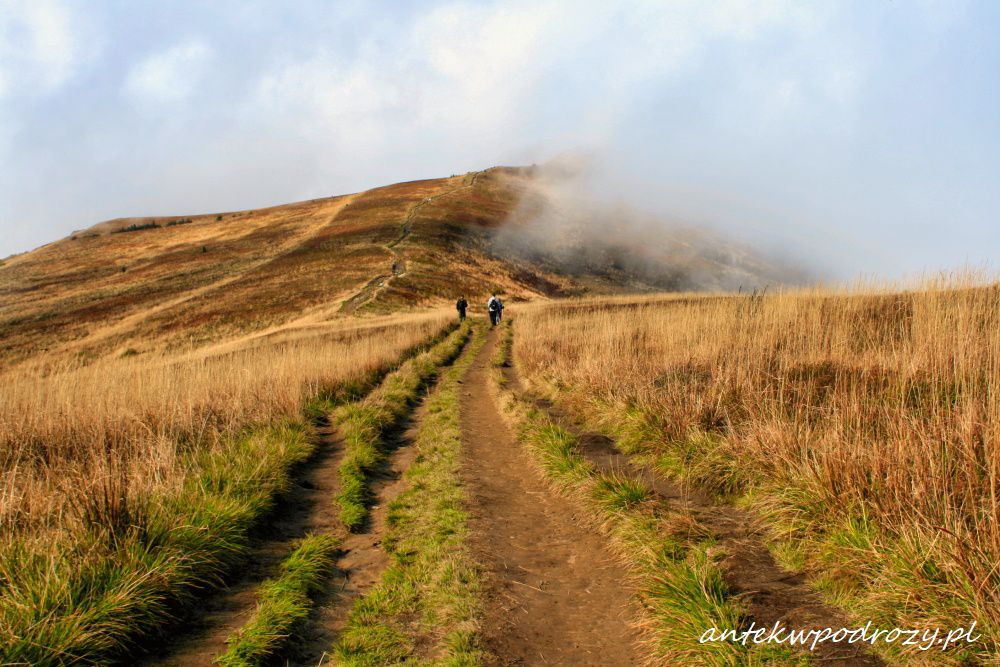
[0, 166, 784, 365]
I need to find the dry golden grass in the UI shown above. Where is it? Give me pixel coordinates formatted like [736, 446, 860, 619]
[0, 305, 461, 664]
[0, 310, 453, 541]
[512, 277, 999, 660]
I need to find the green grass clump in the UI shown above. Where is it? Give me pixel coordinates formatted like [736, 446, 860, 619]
[112, 222, 160, 233]
[653, 427, 751, 499]
[0, 422, 314, 666]
[333, 324, 489, 665]
[335, 323, 470, 531]
[593, 474, 652, 511]
[218, 533, 340, 667]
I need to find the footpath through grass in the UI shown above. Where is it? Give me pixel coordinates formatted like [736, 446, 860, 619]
[586, 402, 992, 665]
[213, 322, 472, 665]
[0, 323, 457, 666]
[332, 322, 489, 665]
[490, 321, 806, 666]
[335, 323, 471, 531]
[512, 289, 1000, 665]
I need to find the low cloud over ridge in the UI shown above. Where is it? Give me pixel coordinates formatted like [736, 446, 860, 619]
[0, 0, 997, 280]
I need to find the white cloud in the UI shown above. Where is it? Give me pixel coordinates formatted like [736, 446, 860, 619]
[252, 53, 399, 152]
[414, 2, 560, 97]
[250, 1, 564, 151]
[3, 0, 995, 275]
[239, 0, 848, 188]
[0, 0, 83, 97]
[124, 39, 213, 105]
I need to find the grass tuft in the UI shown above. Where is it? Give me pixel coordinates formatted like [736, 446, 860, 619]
[593, 474, 652, 511]
[217, 533, 340, 667]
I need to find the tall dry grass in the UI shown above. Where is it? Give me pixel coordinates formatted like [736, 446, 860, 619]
[0, 311, 452, 541]
[513, 279, 999, 658]
[0, 310, 458, 663]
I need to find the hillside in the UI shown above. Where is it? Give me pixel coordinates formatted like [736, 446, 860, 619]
[0, 166, 784, 365]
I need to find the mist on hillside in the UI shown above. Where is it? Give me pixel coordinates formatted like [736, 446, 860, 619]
[489, 156, 814, 292]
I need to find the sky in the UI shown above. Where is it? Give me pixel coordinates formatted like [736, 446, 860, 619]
[1, 0, 998, 279]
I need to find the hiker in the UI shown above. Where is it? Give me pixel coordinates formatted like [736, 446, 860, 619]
[496, 296, 504, 322]
[456, 295, 468, 321]
[487, 294, 501, 326]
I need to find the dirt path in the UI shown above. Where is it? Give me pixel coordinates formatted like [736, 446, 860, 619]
[144, 401, 432, 666]
[461, 329, 641, 666]
[514, 384, 882, 666]
[290, 404, 426, 666]
[340, 171, 483, 313]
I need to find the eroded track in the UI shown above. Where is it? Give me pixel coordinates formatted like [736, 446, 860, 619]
[461, 330, 642, 666]
[340, 171, 483, 313]
[145, 372, 447, 665]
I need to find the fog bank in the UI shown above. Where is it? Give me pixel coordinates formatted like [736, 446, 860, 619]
[491, 157, 814, 291]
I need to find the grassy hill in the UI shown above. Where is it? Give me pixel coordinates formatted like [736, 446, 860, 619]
[0, 166, 782, 366]
[1, 159, 995, 664]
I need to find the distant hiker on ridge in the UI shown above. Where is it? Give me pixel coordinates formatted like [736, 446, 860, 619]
[456, 295, 468, 321]
[487, 294, 503, 326]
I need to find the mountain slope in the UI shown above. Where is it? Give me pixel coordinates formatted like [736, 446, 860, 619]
[0, 166, 786, 365]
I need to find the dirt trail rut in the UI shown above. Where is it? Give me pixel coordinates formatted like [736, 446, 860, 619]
[572, 432, 882, 665]
[461, 330, 641, 666]
[513, 380, 882, 666]
[141, 421, 347, 667]
[291, 405, 426, 666]
[144, 399, 432, 666]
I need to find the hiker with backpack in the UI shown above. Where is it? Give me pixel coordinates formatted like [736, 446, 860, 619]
[456, 296, 468, 321]
[487, 294, 502, 326]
